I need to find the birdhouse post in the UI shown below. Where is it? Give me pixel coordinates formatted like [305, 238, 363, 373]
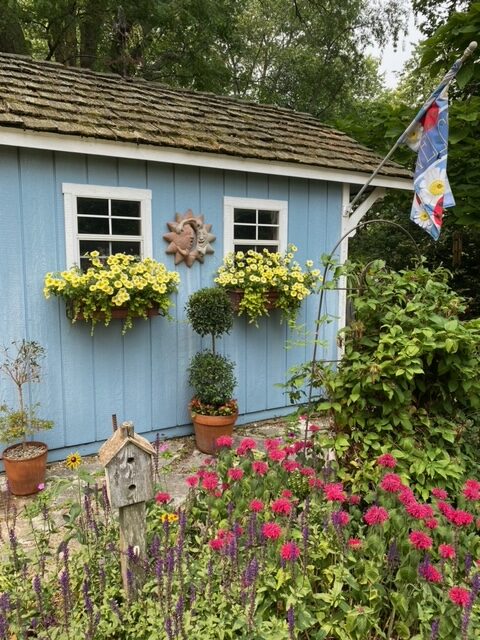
[99, 421, 155, 597]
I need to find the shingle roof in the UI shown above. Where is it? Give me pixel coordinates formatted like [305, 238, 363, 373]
[0, 53, 410, 180]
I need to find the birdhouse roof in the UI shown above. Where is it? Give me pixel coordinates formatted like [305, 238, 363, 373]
[98, 429, 155, 466]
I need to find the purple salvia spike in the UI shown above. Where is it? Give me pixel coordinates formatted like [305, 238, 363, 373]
[287, 605, 295, 639]
[430, 619, 439, 640]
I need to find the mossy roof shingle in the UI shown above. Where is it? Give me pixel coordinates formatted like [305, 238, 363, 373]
[0, 53, 410, 180]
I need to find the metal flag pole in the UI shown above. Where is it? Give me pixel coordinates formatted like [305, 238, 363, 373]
[346, 40, 477, 215]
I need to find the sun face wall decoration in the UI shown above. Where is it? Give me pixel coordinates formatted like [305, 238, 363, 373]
[163, 210, 216, 267]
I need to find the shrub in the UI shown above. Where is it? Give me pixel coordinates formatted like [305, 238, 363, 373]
[185, 287, 233, 352]
[188, 350, 237, 412]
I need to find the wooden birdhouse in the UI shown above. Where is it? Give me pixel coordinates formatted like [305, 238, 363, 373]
[98, 421, 155, 509]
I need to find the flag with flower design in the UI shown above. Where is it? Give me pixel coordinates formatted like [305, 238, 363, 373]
[406, 88, 455, 239]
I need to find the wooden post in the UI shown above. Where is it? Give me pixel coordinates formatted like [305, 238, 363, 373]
[98, 420, 155, 599]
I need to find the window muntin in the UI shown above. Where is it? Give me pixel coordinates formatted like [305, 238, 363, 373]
[63, 184, 152, 268]
[224, 197, 287, 255]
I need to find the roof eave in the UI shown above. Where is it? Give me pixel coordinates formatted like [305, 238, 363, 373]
[0, 127, 413, 190]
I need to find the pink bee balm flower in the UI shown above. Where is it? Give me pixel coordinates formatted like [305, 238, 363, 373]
[252, 460, 269, 476]
[155, 492, 171, 504]
[186, 475, 199, 488]
[363, 506, 389, 526]
[249, 499, 264, 513]
[409, 530, 433, 550]
[449, 586, 470, 607]
[463, 479, 480, 501]
[281, 489, 293, 499]
[380, 473, 403, 493]
[347, 538, 362, 550]
[268, 448, 286, 462]
[349, 495, 361, 506]
[300, 466, 315, 477]
[271, 498, 292, 516]
[439, 544, 456, 559]
[283, 460, 300, 473]
[332, 510, 350, 527]
[323, 483, 347, 503]
[450, 509, 474, 527]
[216, 435, 233, 448]
[280, 541, 301, 561]
[201, 472, 219, 492]
[262, 522, 282, 540]
[209, 538, 224, 551]
[264, 438, 282, 450]
[431, 487, 448, 500]
[424, 518, 439, 530]
[377, 453, 397, 468]
[236, 438, 257, 455]
[406, 502, 434, 520]
[419, 563, 442, 583]
[397, 486, 416, 506]
[227, 468, 244, 481]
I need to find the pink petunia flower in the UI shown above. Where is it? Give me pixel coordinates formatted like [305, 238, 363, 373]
[280, 541, 301, 561]
[252, 461, 269, 476]
[439, 544, 456, 559]
[380, 473, 403, 493]
[409, 530, 433, 550]
[262, 522, 282, 540]
[363, 506, 389, 526]
[216, 435, 233, 448]
[271, 498, 292, 516]
[449, 587, 470, 607]
[227, 467, 244, 481]
[249, 499, 264, 513]
[323, 483, 347, 503]
[377, 453, 397, 468]
[155, 492, 171, 504]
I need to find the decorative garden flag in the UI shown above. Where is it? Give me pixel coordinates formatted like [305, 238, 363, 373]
[406, 88, 455, 240]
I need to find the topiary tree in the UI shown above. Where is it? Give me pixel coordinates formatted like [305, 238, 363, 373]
[185, 287, 233, 354]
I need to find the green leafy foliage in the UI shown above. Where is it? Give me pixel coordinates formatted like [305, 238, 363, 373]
[185, 287, 233, 352]
[311, 261, 480, 495]
[188, 350, 237, 409]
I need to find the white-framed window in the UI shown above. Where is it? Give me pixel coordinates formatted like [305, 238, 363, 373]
[223, 196, 288, 255]
[62, 183, 152, 269]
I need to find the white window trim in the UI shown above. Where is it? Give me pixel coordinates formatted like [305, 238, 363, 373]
[223, 196, 288, 255]
[62, 183, 152, 267]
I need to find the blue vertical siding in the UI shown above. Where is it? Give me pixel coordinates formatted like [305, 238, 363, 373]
[0, 145, 340, 460]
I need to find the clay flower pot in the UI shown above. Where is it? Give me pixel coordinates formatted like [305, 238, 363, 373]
[191, 413, 238, 455]
[2, 442, 48, 496]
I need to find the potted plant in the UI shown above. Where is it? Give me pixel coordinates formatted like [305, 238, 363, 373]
[44, 251, 180, 333]
[0, 341, 53, 496]
[214, 244, 322, 324]
[186, 287, 237, 454]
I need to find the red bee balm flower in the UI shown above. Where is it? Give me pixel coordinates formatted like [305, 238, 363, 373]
[155, 492, 171, 504]
[449, 587, 470, 607]
[227, 468, 244, 481]
[271, 498, 292, 516]
[377, 453, 397, 468]
[237, 438, 256, 455]
[280, 541, 301, 561]
[363, 506, 389, 526]
[323, 483, 347, 503]
[249, 499, 264, 513]
[262, 522, 282, 540]
[380, 473, 403, 493]
[186, 475, 198, 488]
[252, 461, 269, 476]
[216, 435, 233, 448]
[439, 544, 456, 559]
[463, 479, 480, 501]
[431, 488, 448, 500]
[409, 530, 433, 550]
[348, 538, 362, 550]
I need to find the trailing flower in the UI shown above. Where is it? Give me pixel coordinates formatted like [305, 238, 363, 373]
[44, 252, 180, 333]
[214, 245, 321, 324]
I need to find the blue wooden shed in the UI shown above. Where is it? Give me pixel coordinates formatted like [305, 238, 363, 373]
[0, 53, 411, 460]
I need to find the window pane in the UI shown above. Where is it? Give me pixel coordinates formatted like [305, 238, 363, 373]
[77, 216, 109, 234]
[234, 244, 253, 253]
[112, 241, 141, 256]
[256, 245, 278, 253]
[77, 197, 108, 216]
[80, 240, 110, 256]
[234, 225, 256, 240]
[112, 219, 141, 235]
[234, 208, 256, 224]
[258, 226, 278, 240]
[258, 210, 278, 224]
[112, 200, 141, 217]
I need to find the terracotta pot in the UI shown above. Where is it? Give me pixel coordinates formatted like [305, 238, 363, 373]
[2, 442, 48, 496]
[192, 413, 238, 454]
[228, 290, 279, 313]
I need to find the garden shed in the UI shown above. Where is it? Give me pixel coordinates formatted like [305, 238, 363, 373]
[0, 53, 411, 460]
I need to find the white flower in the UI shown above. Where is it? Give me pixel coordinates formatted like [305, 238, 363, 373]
[418, 167, 446, 207]
[412, 206, 432, 229]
